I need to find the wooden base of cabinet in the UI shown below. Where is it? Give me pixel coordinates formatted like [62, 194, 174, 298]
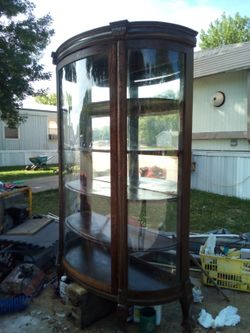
[64, 239, 176, 293]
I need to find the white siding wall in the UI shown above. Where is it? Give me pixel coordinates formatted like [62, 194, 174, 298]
[192, 50, 250, 199]
[193, 71, 247, 134]
[191, 150, 250, 199]
[0, 150, 58, 167]
[0, 109, 57, 150]
[0, 108, 58, 166]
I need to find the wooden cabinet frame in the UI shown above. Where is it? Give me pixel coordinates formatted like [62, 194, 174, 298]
[53, 20, 197, 331]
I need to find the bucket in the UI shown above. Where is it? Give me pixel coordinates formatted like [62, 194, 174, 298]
[133, 305, 162, 325]
[139, 307, 156, 333]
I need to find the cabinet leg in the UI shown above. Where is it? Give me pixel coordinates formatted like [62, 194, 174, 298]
[116, 303, 128, 333]
[179, 282, 195, 333]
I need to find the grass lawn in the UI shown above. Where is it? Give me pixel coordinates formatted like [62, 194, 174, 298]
[32, 190, 59, 216]
[190, 189, 250, 233]
[32, 189, 250, 234]
[1, 167, 250, 234]
[0, 165, 58, 183]
[0, 166, 59, 216]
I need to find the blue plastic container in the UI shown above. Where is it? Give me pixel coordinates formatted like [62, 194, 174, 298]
[0, 295, 31, 314]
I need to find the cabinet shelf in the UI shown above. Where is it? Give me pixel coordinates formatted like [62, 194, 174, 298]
[66, 98, 179, 118]
[66, 211, 177, 253]
[64, 147, 179, 156]
[65, 239, 176, 292]
[65, 177, 177, 201]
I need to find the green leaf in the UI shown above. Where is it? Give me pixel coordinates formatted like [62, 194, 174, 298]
[199, 12, 250, 49]
[0, 0, 54, 127]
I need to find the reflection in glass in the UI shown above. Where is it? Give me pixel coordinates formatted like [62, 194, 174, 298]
[60, 52, 111, 287]
[60, 55, 109, 149]
[127, 48, 184, 290]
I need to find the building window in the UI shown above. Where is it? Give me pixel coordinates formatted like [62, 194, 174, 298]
[48, 119, 58, 140]
[4, 127, 19, 139]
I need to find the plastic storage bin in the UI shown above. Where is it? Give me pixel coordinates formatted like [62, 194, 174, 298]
[200, 245, 250, 292]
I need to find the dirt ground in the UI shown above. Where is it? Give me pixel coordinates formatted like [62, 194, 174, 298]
[1, 271, 250, 333]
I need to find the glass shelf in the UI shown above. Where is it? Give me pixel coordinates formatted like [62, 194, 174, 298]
[65, 238, 177, 292]
[65, 211, 178, 253]
[65, 177, 177, 201]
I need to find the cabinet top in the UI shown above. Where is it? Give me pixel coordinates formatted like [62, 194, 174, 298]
[52, 20, 197, 65]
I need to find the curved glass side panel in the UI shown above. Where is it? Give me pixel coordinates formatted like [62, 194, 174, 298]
[60, 52, 111, 289]
[127, 48, 184, 292]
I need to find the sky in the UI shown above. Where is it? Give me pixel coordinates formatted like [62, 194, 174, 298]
[29, 0, 250, 95]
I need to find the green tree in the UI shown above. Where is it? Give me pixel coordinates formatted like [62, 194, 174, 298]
[35, 93, 57, 106]
[139, 114, 178, 146]
[0, 0, 54, 127]
[199, 12, 250, 49]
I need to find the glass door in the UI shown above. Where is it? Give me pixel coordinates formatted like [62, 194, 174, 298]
[126, 45, 185, 293]
[59, 50, 113, 292]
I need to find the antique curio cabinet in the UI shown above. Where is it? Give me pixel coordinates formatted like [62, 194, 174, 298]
[52, 20, 197, 331]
